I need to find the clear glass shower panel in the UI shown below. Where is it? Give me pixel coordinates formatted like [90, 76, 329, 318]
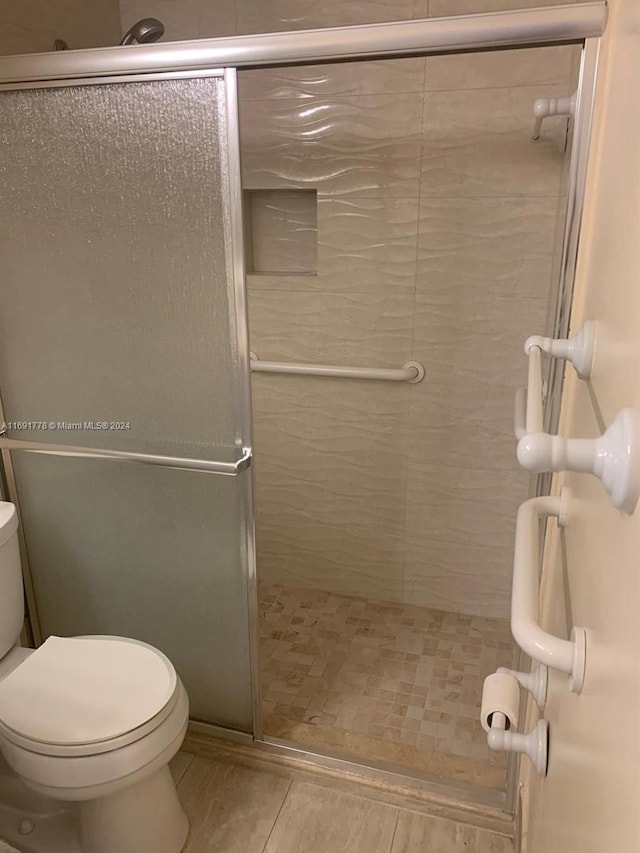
[239, 42, 582, 784]
[11, 454, 253, 730]
[0, 77, 239, 458]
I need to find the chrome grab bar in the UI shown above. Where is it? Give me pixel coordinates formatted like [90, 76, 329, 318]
[250, 353, 424, 384]
[0, 438, 251, 476]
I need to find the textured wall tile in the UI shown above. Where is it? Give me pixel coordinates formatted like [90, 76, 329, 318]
[255, 517, 406, 601]
[238, 58, 426, 101]
[0, 0, 120, 55]
[120, 0, 200, 41]
[247, 197, 419, 293]
[0, 22, 51, 55]
[251, 377, 409, 599]
[414, 293, 552, 390]
[409, 362, 539, 443]
[408, 195, 556, 618]
[246, 272, 318, 291]
[409, 294, 544, 453]
[403, 465, 521, 618]
[120, 0, 237, 41]
[405, 282, 549, 618]
[421, 85, 569, 197]
[248, 289, 415, 365]
[318, 197, 419, 290]
[251, 377, 410, 499]
[406, 380, 531, 487]
[236, 0, 417, 33]
[197, 0, 238, 37]
[239, 94, 423, 197]
[425, 46, 574, 91]
[417, 196, 558, 297]
[412, 0, 430, 19]
[403, 559, 514, 625]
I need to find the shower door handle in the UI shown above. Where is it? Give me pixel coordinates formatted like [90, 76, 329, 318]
[0, 437, 252, 476]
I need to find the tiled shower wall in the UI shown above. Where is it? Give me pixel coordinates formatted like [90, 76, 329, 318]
[0, 0, 120, 55]
[120, 0, 579, 619]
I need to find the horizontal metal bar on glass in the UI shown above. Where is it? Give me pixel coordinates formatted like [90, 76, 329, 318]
[250, 355, 425, 383]
[0, 3, 606, 87]
[0, 438, 251, 476]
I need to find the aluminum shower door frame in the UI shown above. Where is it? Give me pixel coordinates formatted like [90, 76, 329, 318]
[0, 3, 606, 85]
[0, 1, 605, 820]
[0, 67, 262, 741]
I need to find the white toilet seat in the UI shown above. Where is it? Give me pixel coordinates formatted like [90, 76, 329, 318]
[0, 678, 189, 802]
[0, 635, 179, 757]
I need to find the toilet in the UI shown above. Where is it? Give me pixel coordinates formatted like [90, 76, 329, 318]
[0, 502, 189, 853]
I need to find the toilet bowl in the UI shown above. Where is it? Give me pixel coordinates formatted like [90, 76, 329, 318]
[0, 503, 190, 853]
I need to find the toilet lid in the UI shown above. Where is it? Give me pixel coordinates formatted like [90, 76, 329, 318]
[0, 636, 177, 746]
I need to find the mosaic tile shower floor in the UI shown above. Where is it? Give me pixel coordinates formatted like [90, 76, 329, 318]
[259, 584, 514, 790]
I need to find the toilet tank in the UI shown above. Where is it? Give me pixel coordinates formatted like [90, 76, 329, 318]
[0, 503, 23, 659]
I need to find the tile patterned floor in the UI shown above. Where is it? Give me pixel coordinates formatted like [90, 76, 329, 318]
[173, 750, 514, 853]
[259, 584, 514, 789]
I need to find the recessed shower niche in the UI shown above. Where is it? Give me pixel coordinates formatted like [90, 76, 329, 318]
[244, 189, 317, 276]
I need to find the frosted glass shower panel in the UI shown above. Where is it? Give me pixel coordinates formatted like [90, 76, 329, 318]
[11, 453, 253, 730]
[0, 77, 239, 458]
[0, 74, 255, 731]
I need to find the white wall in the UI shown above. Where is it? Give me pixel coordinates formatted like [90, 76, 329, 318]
[521, 1, 640, 849]
[0, 0, 120, 55]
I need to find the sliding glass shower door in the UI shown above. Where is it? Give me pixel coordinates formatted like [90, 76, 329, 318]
[0, 71, 256, 731]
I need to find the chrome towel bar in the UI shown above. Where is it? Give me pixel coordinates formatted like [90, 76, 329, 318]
[0, 438, 251, 476]
[250, 354, 424, 384]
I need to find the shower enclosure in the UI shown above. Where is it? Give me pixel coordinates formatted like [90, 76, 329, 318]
[0, 2, 604, 818]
